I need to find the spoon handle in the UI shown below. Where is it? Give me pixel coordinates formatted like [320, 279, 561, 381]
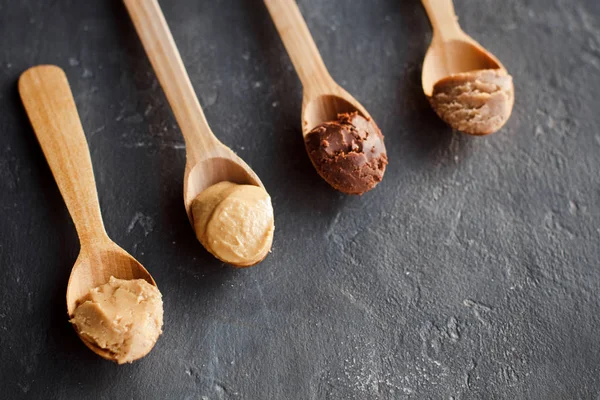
[421, 0, 462, 39]
[19, 65, 107, 246]
[264, 0, 334, 93]
[124, 0, 219, 162]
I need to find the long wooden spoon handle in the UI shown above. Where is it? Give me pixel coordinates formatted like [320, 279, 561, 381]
[124, 0, 218, 162]
[19, 65, 107, 245]
[421, 0, 462, 39]
[264, 0, 333, 93]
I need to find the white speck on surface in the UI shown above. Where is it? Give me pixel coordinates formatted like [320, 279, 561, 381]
[68, 57, 79, 67]
[201, 88, 218, 107]
[253, 81, 262, 88]
[568, 200, 578, 214]
[17, 383, 30, 394]
[127, 212, 155, 236]
[242, 52, 250, 61]
[90, 125, 105, 137]
[272, 101, 279, 108]
[82, 68, 93, 78]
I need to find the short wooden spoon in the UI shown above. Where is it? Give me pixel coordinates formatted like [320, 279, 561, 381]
[263, 1, 382, 141]
[124, 0, 262, 223]
[421, 0, 514, 135]
[19, 65, 156, 362]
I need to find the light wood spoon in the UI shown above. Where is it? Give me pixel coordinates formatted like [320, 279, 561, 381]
[420, 0, 514, 135]
[420, 0, 506, 97]
[263, 0, 375, 136]
[19, 65, 156, 362]
[124, 0, 262, 224]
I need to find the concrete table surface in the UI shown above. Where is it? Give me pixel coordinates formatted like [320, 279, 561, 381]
[1, 0, 599, 399]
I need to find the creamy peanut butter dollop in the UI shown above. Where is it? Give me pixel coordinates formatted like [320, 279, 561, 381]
[429, 69, 514, 135]
[191, 181, 274, 267]
[70, 277, 163, 364]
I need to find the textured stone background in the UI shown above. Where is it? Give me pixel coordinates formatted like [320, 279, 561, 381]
[1, 0, 599, 399]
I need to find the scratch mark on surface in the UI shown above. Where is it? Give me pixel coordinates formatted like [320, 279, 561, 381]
[252, 275, 273, 331]
[325, 210, 342, 238]
[123, 141, 185, 150]
[465, 358, 477, 389]
[445, 209, 463, 245]
[445, 317, 461, 341]
[463, 299, 492, 326]
[338, 286, 375, 316]
[90, 125, 105, 137]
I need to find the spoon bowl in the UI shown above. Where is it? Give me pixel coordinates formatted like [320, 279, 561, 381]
[66, 242, 155, 316]
[19, 65, 158, 363]
[420, 0, 513, 135]
[301, 92, 371, 136]
[68, 243, 155, 362]
[183, 153, 261, 222]
[421, 37, 503, 96]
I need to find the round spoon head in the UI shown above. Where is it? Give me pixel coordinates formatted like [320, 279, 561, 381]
[300, 89, 388, 195]
[421, 33, 514, 135]
[66, 241, 156, 362]
[301, 91, 371, 136]
[183, 151, 263, 224]
[421, 36, 504, 97]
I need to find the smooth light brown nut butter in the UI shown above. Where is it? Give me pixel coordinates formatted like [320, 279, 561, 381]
[191, 181, 274, 267]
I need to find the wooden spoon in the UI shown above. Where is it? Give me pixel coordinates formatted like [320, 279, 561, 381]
[420, 0, 514, 135]
[263, 0, 376, 135]
[19, 65, 156, 362]
[123, 0, 262, 223]
[420, 0, 507, 97]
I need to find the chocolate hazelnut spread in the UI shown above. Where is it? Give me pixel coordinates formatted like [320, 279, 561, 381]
[304, 112, 387, 195]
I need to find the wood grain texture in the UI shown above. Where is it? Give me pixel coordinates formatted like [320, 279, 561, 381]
[2, 0, 600, 397]
[420, 0, 506, 96]
[264, 0, 375, 136]
[19, 65, 107, 246]
[18, 65, 156, 362]
[124, 0, 263, 224]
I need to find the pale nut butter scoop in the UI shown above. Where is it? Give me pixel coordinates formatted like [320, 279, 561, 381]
[428, 69, 514, 135]
[70, 277, 163, 364]
[191, 181, 274, 267]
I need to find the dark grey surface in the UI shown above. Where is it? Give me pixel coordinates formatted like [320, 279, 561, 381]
[1, 0, 599, 398]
